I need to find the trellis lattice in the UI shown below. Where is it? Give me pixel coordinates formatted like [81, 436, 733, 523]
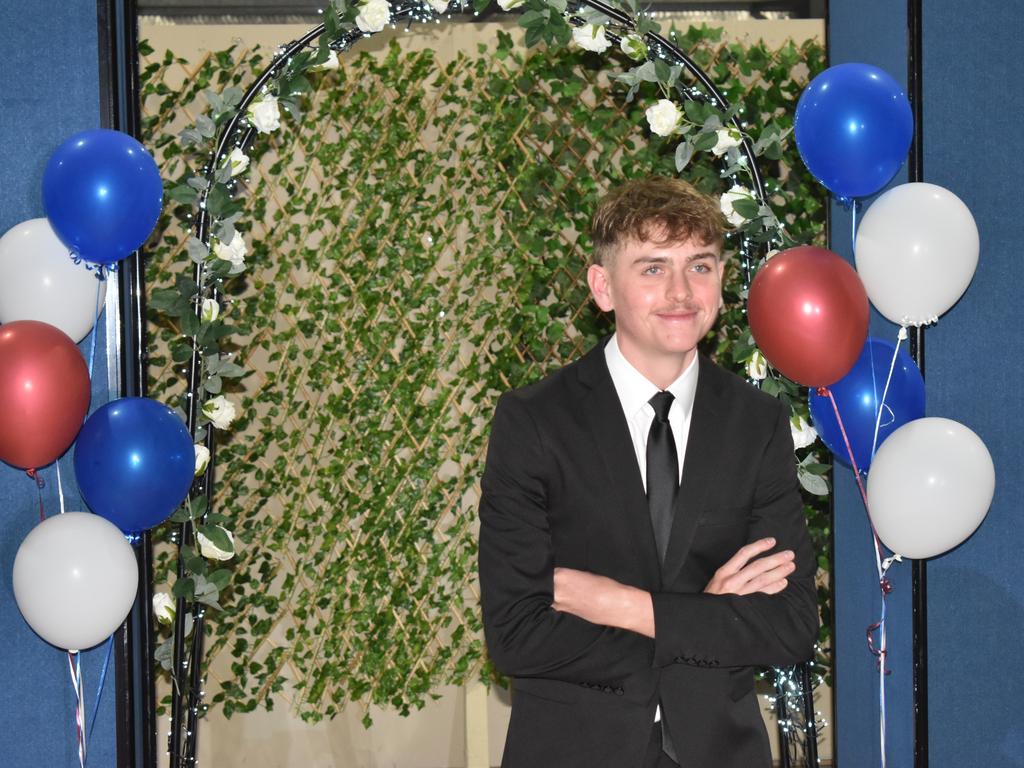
[141, 13, 826, 757]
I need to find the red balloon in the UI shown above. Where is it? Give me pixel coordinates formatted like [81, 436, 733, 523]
[748, 246, 869, 387]
[0, 320, 90, 469]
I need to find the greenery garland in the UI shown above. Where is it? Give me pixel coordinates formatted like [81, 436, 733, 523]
[145, 2, 828, 726]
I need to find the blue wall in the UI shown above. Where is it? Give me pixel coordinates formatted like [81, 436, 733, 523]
[921, 1, 1024, 764]
[0, 2, 117, 766]
[830, 1, 1024, 766]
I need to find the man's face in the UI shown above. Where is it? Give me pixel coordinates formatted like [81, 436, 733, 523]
[587, 234, 724, 376]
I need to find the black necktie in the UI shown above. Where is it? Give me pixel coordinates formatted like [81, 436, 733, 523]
[646, 391, 678, 564]
[648, 392, 681, 764]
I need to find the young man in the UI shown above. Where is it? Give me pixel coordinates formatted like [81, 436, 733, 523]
[478, 177, 818, 767]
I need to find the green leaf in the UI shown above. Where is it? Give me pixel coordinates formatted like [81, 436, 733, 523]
[731, 197, 761, 219]
[198, 524, 234, 555]
[172, 577, 195, 600]
[692, 131, 718, 152]
[168, 184, 198, 205]
[674, 141, 694, 173]
[190, 495, 209, 519]
[798, 469, 829, 496]
[518, 9, 548, 28]
[209, 569, 232, 590]
[186, 237, 209, 263]
[654, 58, 671, 85]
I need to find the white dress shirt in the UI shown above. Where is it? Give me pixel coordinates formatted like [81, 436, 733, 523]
[604, 334, 699, 725]
[604, 334, 699, 489]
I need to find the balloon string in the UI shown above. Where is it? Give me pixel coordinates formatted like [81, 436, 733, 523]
[56, 460, 67, 516]
[869, 327, 908, 462]
[88, 635, 114, 742]
[26, 469, 46, 521]
[820, 387, 895, 768]
[851, 198, 859, 251]
[67, 650, 86, 768]
[87, 272, 105, 380]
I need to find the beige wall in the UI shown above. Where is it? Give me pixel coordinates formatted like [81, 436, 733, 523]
[142, 15, 828, 767]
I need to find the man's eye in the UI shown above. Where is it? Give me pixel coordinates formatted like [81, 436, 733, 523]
[642, 266, 662, 275]
[692, 263, 711, 273]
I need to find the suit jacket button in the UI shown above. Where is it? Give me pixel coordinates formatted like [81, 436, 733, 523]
[614, 687, 624, 696]
[602, 686, 613, 694]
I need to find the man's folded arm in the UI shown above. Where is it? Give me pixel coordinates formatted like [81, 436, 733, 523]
[479, 394, 654, 683]
[651, 399, 818, 668]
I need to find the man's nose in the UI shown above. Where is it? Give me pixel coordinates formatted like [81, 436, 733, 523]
[666, 270, 692, 301]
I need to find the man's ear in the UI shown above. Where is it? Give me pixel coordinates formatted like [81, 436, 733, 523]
[587, 264, 614, 312]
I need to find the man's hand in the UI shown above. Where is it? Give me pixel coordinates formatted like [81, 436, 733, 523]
[704, 537, 795, 596]
[552, 568, 655, 638]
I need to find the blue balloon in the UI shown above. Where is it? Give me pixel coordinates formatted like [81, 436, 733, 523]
[809, 337, 924, 471]
[42, 129, 163, 266]
[74, 397, 194, 534]
[794, 63, 913, 202]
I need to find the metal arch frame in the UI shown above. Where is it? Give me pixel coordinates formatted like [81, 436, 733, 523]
[158, 5, 816, 766]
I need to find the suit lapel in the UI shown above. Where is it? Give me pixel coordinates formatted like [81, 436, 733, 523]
[575, 341, 662, 588]
[661, 355, 728, 585]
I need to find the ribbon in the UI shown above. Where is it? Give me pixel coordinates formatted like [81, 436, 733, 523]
[25, 469, 46, 521]
[817, 386, 899, 768]
[67, 651, 86, 768]
[88, 635, 114, 742]
[87, 271, 105, 380]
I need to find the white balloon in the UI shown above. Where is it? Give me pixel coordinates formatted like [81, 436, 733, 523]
[13, 512, 138, 651]
[867, 417, 995, 559]
[0, 218, 106, 342]
[855, 183, 979, 327]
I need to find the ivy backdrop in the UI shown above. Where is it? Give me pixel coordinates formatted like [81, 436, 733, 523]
[140, 22, 827, 724]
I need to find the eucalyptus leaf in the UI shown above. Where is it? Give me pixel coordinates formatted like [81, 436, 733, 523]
[674, 141, 694, 173]
[798, 469, 830, 496]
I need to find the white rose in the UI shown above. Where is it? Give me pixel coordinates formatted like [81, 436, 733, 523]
[497, 0, 524, 10]
[746, 350, 768, 381]
[355, 0, 390, 32]
[247, 95, 281, 134]
[194, 443, 211, 476]
[619, 34, 647, 60]
[202, 395, 238, 430]
[711, 127, 742, 157]
[197, 526, 235, 561]
[213, 231, 247, 268]
[720, 184, 753, 227]
[153, 592, 175, 625]
[201, 298, 220, 323]
[791, 415, 818, 450]
[572, 24, 611, 54]
[645, 99, 682, 137]
[427, 0, 449, 12]
[224, 147, 249, 177]
[316, 50, 340, 70]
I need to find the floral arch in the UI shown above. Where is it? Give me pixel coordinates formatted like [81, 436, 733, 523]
[145, 3, 828, 765]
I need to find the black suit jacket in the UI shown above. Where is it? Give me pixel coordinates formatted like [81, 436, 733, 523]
[478, 340, 818, 768]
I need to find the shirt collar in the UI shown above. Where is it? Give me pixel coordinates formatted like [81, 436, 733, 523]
[604, 334, 699, 420]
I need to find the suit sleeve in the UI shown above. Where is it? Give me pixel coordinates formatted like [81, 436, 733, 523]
[479, 392, 654, 683]
[650, 400, 819, 668]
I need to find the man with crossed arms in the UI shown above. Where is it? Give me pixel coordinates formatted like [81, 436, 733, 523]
[478, 177, 818, 767]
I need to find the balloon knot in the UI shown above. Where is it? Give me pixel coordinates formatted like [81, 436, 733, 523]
[25, 468, 45, 489]
[815, 387, 829, 397]
[879, 578, 893, 595]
